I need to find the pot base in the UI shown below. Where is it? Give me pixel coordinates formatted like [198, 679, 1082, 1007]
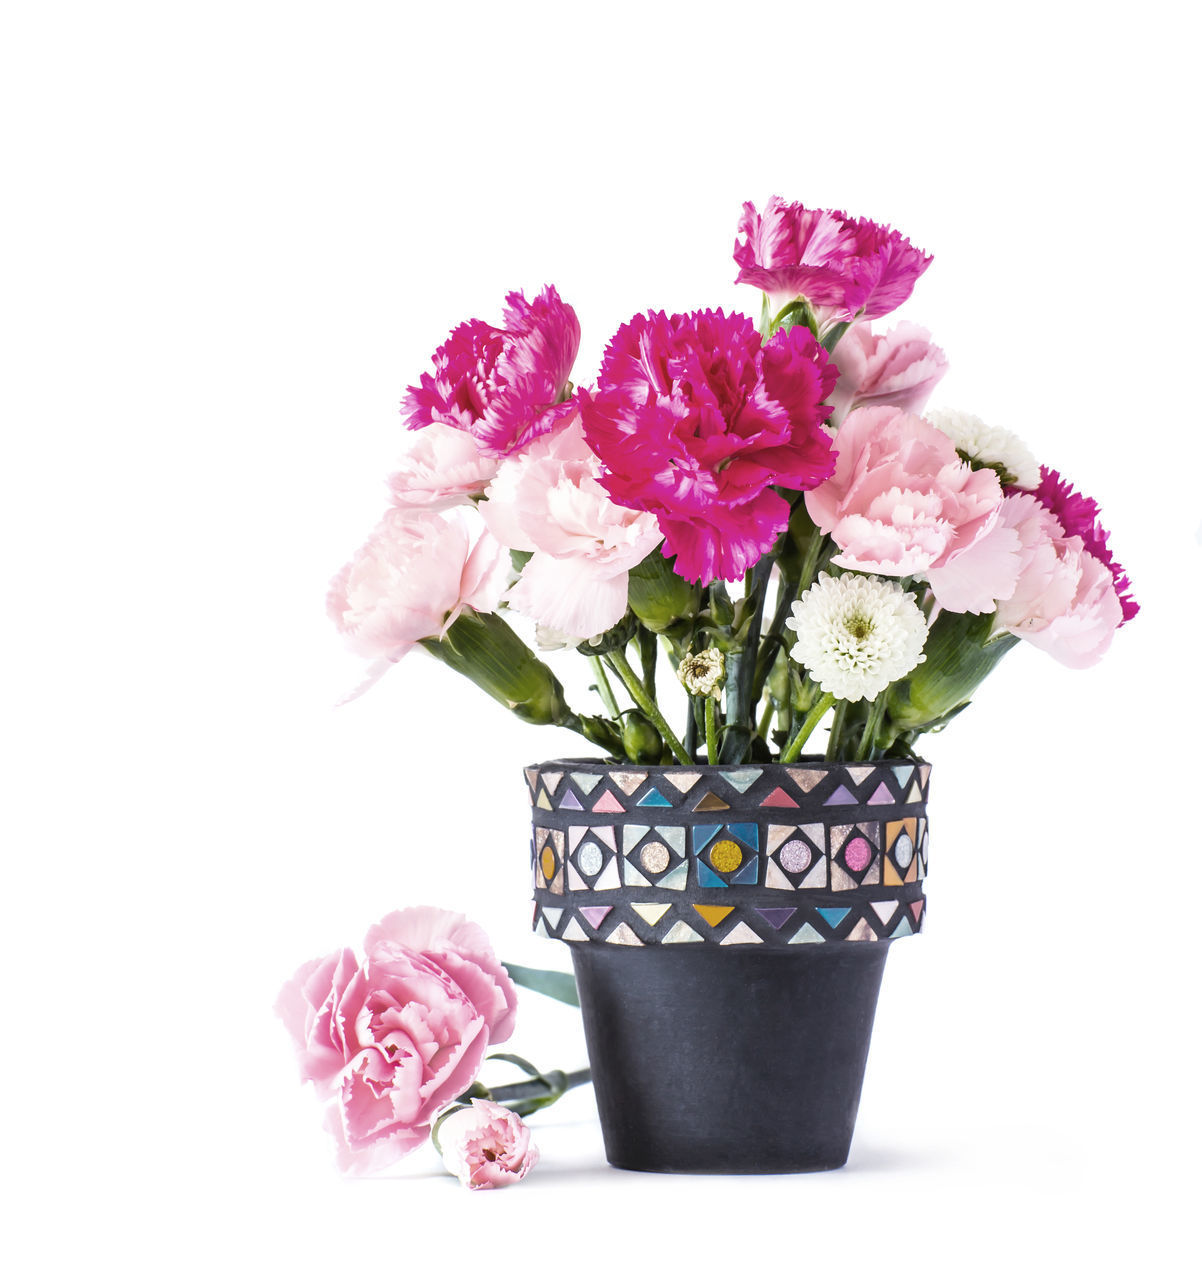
[569, 942, 890, 1174]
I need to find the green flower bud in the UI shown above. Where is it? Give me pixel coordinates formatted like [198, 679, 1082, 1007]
[576, 612, 638, 656]
[627, 550, 701, 633]
[621, 711, 663, 764]
[422, 611, 575, 727]
[887, 609, 1019, 732]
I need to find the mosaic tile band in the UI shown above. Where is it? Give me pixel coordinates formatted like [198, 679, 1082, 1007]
[527, 758, 930, 948]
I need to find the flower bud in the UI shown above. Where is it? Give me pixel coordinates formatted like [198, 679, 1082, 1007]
[678, 648, 726, 698]
[887, 609, 1018, 731]
[436, 1100, 539, 1190]
[422, 611, 575, 726]
[626, 549, 702, 633]
[621, 711, 663, 764]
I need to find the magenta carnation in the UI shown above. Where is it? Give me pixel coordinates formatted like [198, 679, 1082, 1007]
[404, 286, 580, 457]
[579, 309, 837, 584]
[734, 197, 932, 324]
[1032, 467, 1138, 623]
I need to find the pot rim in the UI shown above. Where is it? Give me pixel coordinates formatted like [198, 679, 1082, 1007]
[527, 754, 929, 772]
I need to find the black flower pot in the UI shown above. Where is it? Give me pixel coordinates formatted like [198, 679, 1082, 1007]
[527, 758, 930, 1174]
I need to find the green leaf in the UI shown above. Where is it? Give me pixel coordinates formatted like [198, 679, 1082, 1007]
[502, 962, 580, 1007]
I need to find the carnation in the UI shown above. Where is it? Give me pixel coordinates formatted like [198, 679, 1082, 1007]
[805, 405, 1021, 614]
[579, 308, 836, 585]
[1033, 467, 1138, 623]
[327, 509, 507, 662]
[829, 321, 948, 426]
[404, 286, 580, 457]
[388, 422, 499, 511]
[437, 1100, 539, 1190]
[786, 572, 928, 702]
[926, 408, 1040, 490]
[275, 908, 518, 1174]
[993, 492, 1124, 667]
[734, 197, 932, 324]
[479, 413, 663, 639]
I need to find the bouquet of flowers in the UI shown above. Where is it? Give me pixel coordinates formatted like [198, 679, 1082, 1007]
[329, 196, 1136, 764]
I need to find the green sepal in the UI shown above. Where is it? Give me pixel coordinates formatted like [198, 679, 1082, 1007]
[627, 548, 701, 633]
[887, 610, 1019, 733]
[620, 710, 663, 764]
[576, 612, 638, 656]
[421, 611, 576, 727]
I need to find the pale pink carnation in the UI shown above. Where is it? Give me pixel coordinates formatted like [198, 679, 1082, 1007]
[580, 308, 836, 584]
[438, 1100, 539, 1190]
[327, 508, 507, 662]
[1033, 467, 1138, 623]
[994, 492, 1123, 667]
[806, 405, 1020, 614]
[829, 321, 948, 426]
[388, 422, 499, 511]
[275, 908, 518, 1174]
[480, 413, 662, 639]
[734, 198, 932, 323]
[404, 286, 580, 457]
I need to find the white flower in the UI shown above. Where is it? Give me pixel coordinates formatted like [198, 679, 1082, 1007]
[786, 573, 928, 702]
[678, 648, 725, 697]
[926, 408, 1040, 490]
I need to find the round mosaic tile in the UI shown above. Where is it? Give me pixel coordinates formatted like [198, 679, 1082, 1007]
[710, 840, 743, 873]
[893, 832, 914, 868]
[844, 837, 871, 872]
[640, 841, 670, 874]
[779, 840, 812, 874]
[576, 843, 604, 876]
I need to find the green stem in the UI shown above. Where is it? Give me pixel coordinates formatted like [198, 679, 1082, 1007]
[705, 698, 719, 765]
[721, 558, 773, 765]
[756, 698, 775, 742]
[857, 693, 888, 760]
[798, 531, 830, 593]
[780, 691, 836, 764]
[639, 627, 658, 703]
[751, 575, 799, 708]
[588, 655, 621, 718]
[606, 650, 691, 765]
[825, 700, 848, 761]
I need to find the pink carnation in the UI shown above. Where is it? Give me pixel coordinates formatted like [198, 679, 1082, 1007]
[734, 198, 932, 323]
[806, 405, 1020, 614]
[275, 908, 518, 1174]
[829, 321, 948, 427]
[404, 286, 580, 457]
[438, 1100, 539, 1190]
[480, 413, 663, 639]
[994, 494, 1122, 667]
[327, 508, 507, 662]
[388, 422, 499, 511]
[579, 309, 837, 584]
[1032, 467, 1138, 624]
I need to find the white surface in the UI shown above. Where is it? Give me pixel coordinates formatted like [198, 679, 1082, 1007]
[3, 3, 1199, 1276]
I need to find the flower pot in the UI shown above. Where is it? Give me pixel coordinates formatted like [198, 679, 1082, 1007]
[527, 758, 929, 1174]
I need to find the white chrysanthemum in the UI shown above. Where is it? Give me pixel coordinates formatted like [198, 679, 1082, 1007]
[786, 573, 928, 702]
[926, 408, 1040, 490]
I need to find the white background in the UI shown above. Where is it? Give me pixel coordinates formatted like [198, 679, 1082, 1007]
[3, 2, 1199, 1276]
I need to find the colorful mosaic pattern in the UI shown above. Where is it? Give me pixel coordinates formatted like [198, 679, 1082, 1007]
[528, 760, 930, 948]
